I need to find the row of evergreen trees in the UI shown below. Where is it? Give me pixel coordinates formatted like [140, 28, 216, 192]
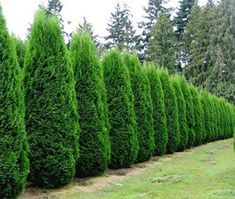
[0, 7, 234, 199]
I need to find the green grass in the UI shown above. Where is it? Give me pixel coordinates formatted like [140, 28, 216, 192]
[20, 139, 235, 199]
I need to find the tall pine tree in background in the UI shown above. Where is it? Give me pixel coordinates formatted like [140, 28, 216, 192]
[0, 6, 29, 198]
[205, 0, 235, 104]
[105, 3, 136, 51]
[184, 4, 214, 86]
[174, 0, 197, 69]
[24, 10, 79, 188]
[148, 13, 177, 74]
[78, 17, 100, 49]
[137, 0, 169, 61]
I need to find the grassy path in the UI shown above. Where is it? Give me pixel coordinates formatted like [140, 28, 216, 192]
[20, 139, 235, 199]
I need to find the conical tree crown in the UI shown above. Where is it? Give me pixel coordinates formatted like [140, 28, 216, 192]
[70, 31, 110, 177]
[171, 75, 188, 151]
[0, 5, 29, 199]
[102, 49, 139, 168]
[159, 69, 180, 153]
[123, 53, 155, 163]
[145, 64, 168, 156]
[24, 10, 79, 188]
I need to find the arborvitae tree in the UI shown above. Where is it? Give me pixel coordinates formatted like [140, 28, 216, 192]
[0, 6, 29, 199]
[105, 3, 136, 51]
[179, 77, 195, 148]
[12, 35, 26, 68]
[145, 65, 168, 156]
[137, 0, 169, 61]
[123, 53, 154, 162]
[24, 10, 79, 188]
[159, 69, 180, 153]
[171, 76, 188, 151]
[78, 17, 100, 49]
[198, 94, 206, 143]
[148, 13, 177, 74]
[102, 50, 139, 168]
[189, 85, 203, 146]
[207, 95, 216, 141]
[200, 91, 211, 143]
[70, 32, 110, 177]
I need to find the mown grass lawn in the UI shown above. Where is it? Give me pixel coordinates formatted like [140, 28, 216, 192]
[20, 138, 235, 199]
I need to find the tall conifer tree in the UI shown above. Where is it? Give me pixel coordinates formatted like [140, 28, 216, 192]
[70, 32, 110, 177]
[24, 10, 79, 188]
[0, 6, 29, 198]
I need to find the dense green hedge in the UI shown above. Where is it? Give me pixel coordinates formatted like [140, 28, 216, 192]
[159, 70, 180, 154]
[0, 6, 29, 199]
[171, 76, 188, 151]
[0, 6, 234, 196]
[102, 50, 139, 168]
[189, 85, 203, 146]
[124, 53, 155, 162]
[24, 10, 79, 188]
[179, 77, 196, 148]
[145, 65, 168, 156]
[70, 32, 110, 177]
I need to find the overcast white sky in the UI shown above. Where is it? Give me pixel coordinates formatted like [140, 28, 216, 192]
[0, 0, 207, 40]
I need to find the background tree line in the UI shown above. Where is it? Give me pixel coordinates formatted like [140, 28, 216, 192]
[15, 0, 234, 105]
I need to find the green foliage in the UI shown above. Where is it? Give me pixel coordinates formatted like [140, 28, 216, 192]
[204, 0, 235, 105]
[179, 77, 195, 148]
[200, 91, 211, 143]
[123, 53, 154, 162]
[148, 13, 177, 74]
[184, 5, 213, 87]
[0, 6, 29, 199]
[174, 0, 197, 41]
[78, 17, 100, 49]
[189, 86, 203, 146]
[159, 69, 180, 153]
[171, 76, 188, 151]
[70, 32, 110, 177]
[12, 35, 26, 68]
[137, 0, 169, 61]
[102, 50, 139, 168]
[24, 10, 79, 188]
[105, 3, 136, 51]
[145, 65, 168, 156]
